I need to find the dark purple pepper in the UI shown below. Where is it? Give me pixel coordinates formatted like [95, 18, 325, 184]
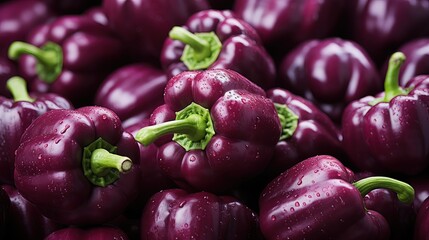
[94, 63, 167, 122]
[14, 106, 141, 225]
[259, 155, 415, 240]
[134, 69, 282, 193]
[265, 88, 344, 177]
[8, 15, 127, 107]
[233, 0, 346, 59]
[161, 9, 276, 89]
[342, 52, 429, 175]
[1, 184, 62, 240]
[0, 76, 73, 185]
[45, 226, 129, 240]
[414, 196, 429, 240]
[102, 0, 209, 63]
[278, 38, 382, 123]
[141, 189, 263, 239]
[0, 57, 18, 97]
[0, 0, 54, 58]
[347, 0, 429, 66]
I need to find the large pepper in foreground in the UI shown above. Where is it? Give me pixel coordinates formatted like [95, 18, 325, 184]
[14, 106, 140, 225]
[135, 69, 281, 193]
[259, 155, 415, 240]
[342, 52, 429, 175]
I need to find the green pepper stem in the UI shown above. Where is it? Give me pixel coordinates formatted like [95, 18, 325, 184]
[370, 52, 410, 105]
[90, 148, 132, 175]
[353, 176, 415, 204]
[169, 26, 210, 59]
[275, 103, 299, 141]
[9, 41, 58, 67]
[136, 114, 206, 146]
[6, 76, 34, 102]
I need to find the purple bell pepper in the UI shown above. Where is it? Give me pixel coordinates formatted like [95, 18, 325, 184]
[8, 15, 127, 107]
[134, 69, 282, 193]
[347, 0, 429, 66]
[278, 38, 382, 123]
[265, 88, 344, 177]
[0, 57, 18, 97]
[342, 52, 429, 175]
[0, 76, 73, 185]
[14, 106, 141, 225]
[102, 0, 209, 63]
[233, 0, 346, 58]
[259, 155, 415, 240]
[141, 188, 263, 239]
[45, 226, 129, 240]
[161, 9, 276, 89]
[1, 184, 62, 240]
[94, 63, 167, 123]
[414, 196, 429, 240]
[0, 0, 54, 58]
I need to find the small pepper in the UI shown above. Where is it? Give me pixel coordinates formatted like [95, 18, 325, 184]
[342, 52, 429, 175]
[259, 155, 415, 240]
[14, 106, 141, 225]
[102, 0, 209, 63]
[94, 63, 167, 123]
[45, 226, 129, 240]
[0, 76, 73, 185]
[1, 184, 62, 240]
[278, 37, 382, 122]
[8, 14, 127, 107]
[161, 9, 276, 89]
[141, 188, 263, 240]
[135, 69, 281, 193]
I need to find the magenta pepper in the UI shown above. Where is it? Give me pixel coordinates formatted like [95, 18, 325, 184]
[161, 9, 276, 89]
[102, 0, 209, 63]
[342, 52, 429, 175]
[134, 69, 282, 193]
[8, 15, 127, 107]
[0, 76, 73, 185]
[1, 184, 62, 240]
[259, 155, 415, 240]
[14, 106, 141, 225]
[141, 188, 263, 240]
[265, 88, 344, 177]
[45, 226, 129, 240]
[278, 37, 382, 122]
[94, 63, 167, 123]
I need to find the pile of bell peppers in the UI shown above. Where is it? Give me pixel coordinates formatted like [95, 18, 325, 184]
[2, 0, 429, 239]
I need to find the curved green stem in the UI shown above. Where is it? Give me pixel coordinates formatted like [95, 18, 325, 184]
[8, 41, 63, 83]
[370, 52, 410, 105]
[6, 76, 34, 102]
[91, 149, 132, 175]
[135, 102, 215, 151]
[168, 26, 222, 70]
[353, 176, 415, 204]
[275, 103, 299, 140]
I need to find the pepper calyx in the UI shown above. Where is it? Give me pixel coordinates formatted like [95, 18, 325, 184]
[275, 103, 299, 141]
[353, 176, 415, 204]
[82, 137, 132, 187]
[135, 102, 215, 151]
[6, 76, 35, 102]
[8, 41, 63, 84]
[169, 26, 222, 70]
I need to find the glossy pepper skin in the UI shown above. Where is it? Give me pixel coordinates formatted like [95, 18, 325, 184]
[94, 63, 168, 123]
[233, 0, 346, 59]
[347, 0, 429, 66]
[135, 69, 282, 193]
[161, 9, 276, 89]
[45, 226, 129, 240]
[0, 0, 54, 58]
[278, 38, 382, 123]
[265, 88, 344, 178]
[8, 15, 126, 107]
[141, 188, 263, 240]
[0, 76, 73, 185]
[14, 106, 141, 225]
[1, 184, 62, 239]
[259, 155, 415, 240]
[342, 52, 429, 175]
[414, 197, 429, 240]
[102, 0, 209, 63]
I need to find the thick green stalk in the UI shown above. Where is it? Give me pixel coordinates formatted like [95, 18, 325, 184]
[6, 76, 34, 102]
